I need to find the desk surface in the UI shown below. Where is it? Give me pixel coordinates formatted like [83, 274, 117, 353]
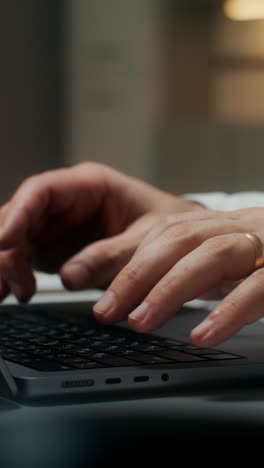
[0, 383, 263, 467]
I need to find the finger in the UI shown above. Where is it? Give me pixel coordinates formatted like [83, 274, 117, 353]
[136, 210, 220, 252]
[60, 215, 156, 290]
[198, 280, 243, 300]
[0, 250, 36, 302]
[191, 268, 264, 347]
[60, 237, 132, 290]
[0, 163, 109, 249]
[92, 213, 252, 324]
[127, 234, 256, 332]
[92, 218, 210, 323]
[125, 233, 257, 333]
[92, 224, 203, 323]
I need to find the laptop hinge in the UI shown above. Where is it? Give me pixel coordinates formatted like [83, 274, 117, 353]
[0, 357, 18, 398]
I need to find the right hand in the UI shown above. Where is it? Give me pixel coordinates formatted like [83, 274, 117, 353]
[0, 162, 203, 302]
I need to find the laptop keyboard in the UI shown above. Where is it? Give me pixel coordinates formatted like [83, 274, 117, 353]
[0, 308, 244, 371]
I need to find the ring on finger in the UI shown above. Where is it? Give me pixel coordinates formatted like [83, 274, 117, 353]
[244, 233, 264, 271]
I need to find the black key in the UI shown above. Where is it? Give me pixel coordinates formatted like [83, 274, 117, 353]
[101, 344, 124, 354]
[74, 347, 94, 355]
[89, 341, 105, 348]
[77, 329, 98, 337]
[146, 338, 165, 345]
[73, 361, 105, 369]
[205, 353, 243, 360]
[25, 325, 50, 333]
[130, 344, 164, 352]
[13, 332, 35, 340]
[60, 357, 88, 365]
[70, 337, 93, 346]
[54, 333, 75, 340]
[0, 347, 13, 354]
[111, 337, 137, 346]
[96, 333, 113, 340]
[53, 342, 79, 351]
[182, 345, 199, 350]
[186, 348, 222, 355]
[4, 356, 73, 371]
[27, 347, 49, 355]
[99, 335, 121, 344]
[122, 350, 171, 364]
[162, 339, 187, 347]
[2, 328, 18, 335]
[43, 329, 62, 337]
[103, 356, 139, 367]
[53, 323, 72, 331]
[92, 353, 138, 367]
[10, 340, 29, 348]
[66, 326, 83, 334]
[152, 350, 208, 362]
[0, 337, 15, 346]
[3, 352, 29, 360]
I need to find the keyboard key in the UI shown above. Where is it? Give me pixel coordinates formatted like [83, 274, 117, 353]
[185, 348, 222, 355]
[5, 356, 73, 371]
[152, 350, 208, 362]
[72, 361, 105, 369]
[130, 344, 164, 352]
[92, 352, 138, 367]
[162, 339, 187, 347]
[204, 353, 243, 360]
[122, 350, 172, 364]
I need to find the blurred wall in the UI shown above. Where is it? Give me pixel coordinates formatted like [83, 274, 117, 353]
[2, 1, 264, 202]
[153, 2, 264, 195]
[65, 0, 264, 195]
[64, 0, 161, 182]
[155, 123, 264, 194]
[0, 1, 63, 203]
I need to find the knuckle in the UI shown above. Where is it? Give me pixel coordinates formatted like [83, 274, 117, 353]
[0, 250, 17, 272]
[74, 161, 109, 174]
[78, 242, 121, 280]
[147, 278, 178, 309]
[20, 174, 41, 193]
[203, 236, 237, 259]
[219, 298, 238, 318]
[94, 242, 119, 267]
[163, 221, 199, 242]
[117, 263, 142, 285]
[251, 268, 264, 285]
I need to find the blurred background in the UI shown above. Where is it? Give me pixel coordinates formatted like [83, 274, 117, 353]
[1, 0, 264, 202]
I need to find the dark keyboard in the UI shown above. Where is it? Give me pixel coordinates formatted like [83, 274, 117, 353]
[0, 308, 244, 371]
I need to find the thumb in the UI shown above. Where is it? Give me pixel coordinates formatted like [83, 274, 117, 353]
[60, 232, 138, 291]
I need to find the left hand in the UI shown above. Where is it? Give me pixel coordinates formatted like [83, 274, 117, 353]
[93, 207, 264, 347]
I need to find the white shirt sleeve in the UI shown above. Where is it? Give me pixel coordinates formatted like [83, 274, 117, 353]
[183, 192, 264, 211]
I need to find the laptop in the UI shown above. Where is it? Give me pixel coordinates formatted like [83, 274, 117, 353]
[1, 294, 264, 401]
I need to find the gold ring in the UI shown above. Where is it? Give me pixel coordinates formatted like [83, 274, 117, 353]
[244, 233, 264, 270]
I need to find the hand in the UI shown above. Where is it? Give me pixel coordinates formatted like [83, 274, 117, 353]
[0, 162, 201, 302]
[93, 207, 264, 347]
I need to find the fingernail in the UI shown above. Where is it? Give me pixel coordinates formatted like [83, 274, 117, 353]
[192, 318, 213, 338]
[62, 263, 90, 289]
[129, 302, 149, 322]
[93, 291, 116, 316]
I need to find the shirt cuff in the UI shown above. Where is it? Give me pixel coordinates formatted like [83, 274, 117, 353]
[183, 192, 264, 211]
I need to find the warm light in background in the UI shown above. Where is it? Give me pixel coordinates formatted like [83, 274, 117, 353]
[224, 0, 264, 21]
